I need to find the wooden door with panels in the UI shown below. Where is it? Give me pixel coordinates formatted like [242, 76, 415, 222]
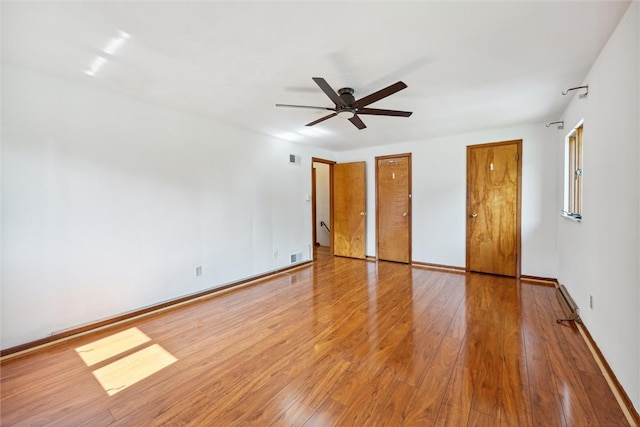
[466, 140, 521, 277]
[333, 161, 367, 259]
[376, 153, 412, 263]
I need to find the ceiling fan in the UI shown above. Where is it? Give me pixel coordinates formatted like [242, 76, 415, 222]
[276, 77, 412, 130]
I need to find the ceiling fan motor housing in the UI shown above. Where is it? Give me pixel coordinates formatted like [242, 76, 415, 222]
[338, 87, 356, 105]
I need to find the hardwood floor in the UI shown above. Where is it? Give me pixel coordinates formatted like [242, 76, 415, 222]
[0, 256, 629, 426]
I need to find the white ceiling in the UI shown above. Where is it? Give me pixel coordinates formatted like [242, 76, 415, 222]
[2, 1, 631, 151]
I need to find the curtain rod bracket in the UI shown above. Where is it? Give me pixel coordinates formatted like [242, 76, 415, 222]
[546, 121, 564, 130]
[562, 85, 589, 98]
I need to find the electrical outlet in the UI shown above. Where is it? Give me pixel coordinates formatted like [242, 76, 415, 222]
[195, 266, 202, 276]
[589, 294, 594, 309]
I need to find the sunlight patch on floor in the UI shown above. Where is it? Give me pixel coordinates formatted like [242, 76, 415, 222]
[75, 327, 151, 366]
[75, 327, 178, 396]
[91, 344, 177, 396]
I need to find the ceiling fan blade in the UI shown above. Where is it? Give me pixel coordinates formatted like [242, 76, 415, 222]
[306, 112, 338, 127]
[276, 104, 335, 112]
[352, 81, 408, 108]
[357, 108, 413, 117]
[312, 77, 347, 108]
[349, 114, 367, 130]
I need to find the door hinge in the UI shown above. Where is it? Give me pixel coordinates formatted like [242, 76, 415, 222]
[515, 153, 520, 161]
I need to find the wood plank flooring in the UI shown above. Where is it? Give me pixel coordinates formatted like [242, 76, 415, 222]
[0, 255, 629, 426]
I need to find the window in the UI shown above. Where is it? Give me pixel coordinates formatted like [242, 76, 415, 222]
[563, 122, 583, 219]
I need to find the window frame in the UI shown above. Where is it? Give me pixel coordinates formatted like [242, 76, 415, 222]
[563, 121, 584, 220]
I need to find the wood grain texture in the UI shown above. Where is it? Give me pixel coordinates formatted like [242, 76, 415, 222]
[376, 153, 411, 263]
[467, 140, 521, 277]
[0, 258, 629, 426]
[333, 161, 366, 259]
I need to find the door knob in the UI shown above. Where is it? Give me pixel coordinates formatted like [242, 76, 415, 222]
[360, 211, 366, 216]
[402, 211, 408, 217]
[471, 212, 478, 218]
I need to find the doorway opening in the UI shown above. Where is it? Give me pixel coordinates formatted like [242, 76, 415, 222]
[311, 158, 367, 261]
[312, 158, 334, 260]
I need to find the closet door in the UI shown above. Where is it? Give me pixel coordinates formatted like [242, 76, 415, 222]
[376, 154, 411, 263]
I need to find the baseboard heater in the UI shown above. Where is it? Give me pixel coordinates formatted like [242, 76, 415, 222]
[556, 284, 582, 324]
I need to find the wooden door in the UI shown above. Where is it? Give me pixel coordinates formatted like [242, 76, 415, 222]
[376, 154, 411, 263]
[333, 162, 366, 259]
[467, 141, 521, 277]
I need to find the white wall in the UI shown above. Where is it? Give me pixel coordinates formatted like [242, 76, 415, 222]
[1, 64, 334, 350]
[336, 123, 559, 278]
[557, 1, 640, 410]
[313, 162, 330, 247]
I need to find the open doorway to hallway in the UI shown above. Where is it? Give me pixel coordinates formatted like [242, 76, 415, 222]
[311, 157, 367, 261]
[312, 159, 332, 260]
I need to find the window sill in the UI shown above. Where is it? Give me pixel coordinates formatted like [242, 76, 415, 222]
[561, 211, 582, 222]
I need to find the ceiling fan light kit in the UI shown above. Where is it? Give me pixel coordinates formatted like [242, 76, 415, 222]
[276, 77, 413, 130]
[336, 109, 356, 119]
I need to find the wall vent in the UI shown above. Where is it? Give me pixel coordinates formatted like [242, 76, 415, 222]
[290, 252, 303, 263]
[289, 154, 301, 166]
